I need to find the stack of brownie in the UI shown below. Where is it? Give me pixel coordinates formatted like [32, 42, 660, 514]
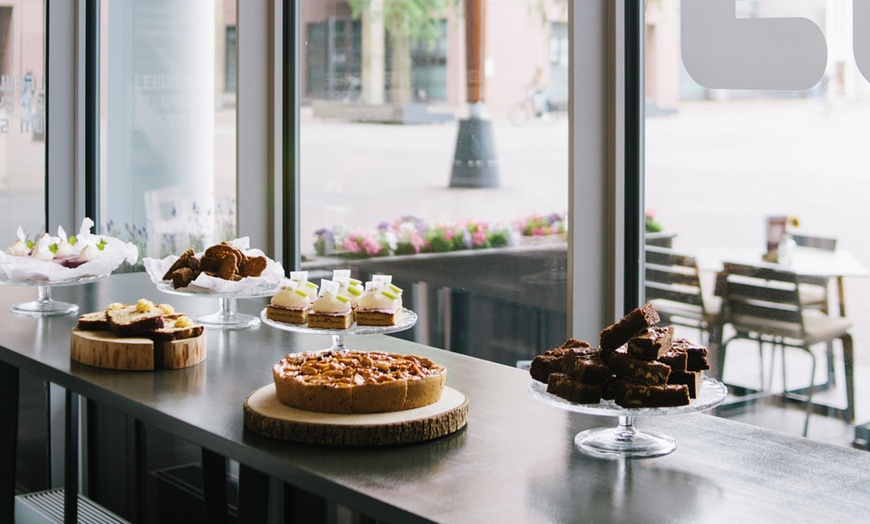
[529, 303, 711, 408]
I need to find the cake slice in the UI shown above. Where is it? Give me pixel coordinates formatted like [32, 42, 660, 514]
[76, 311, 108, 331]
[626, 326, 674, 360]
[599, 303, 660, 362]
[149, 314, 204, 341]
[106, 299, 165, 336]
[529, 339, 595, 384]
[608, 347, 671, 385]
[547, 373, 602, 404]
[308, 282, 353, 329]
[657, 348, 688, 373]
[611, 378, 690, 408]
[672, 338, 710, 371]
[668, 370, 703, 399]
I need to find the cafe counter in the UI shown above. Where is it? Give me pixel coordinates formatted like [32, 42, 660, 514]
[1, 273, 869, 523]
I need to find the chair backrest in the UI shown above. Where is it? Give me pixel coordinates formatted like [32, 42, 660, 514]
[791, 234, 837, 251]
[644, 245, 705, 313]
[719, 262, 804, 338]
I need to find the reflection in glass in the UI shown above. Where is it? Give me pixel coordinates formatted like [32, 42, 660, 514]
[0, 0, 45, 240]
[300, 1, 569, 365]
[99, 0, 237, 263]
[644, 2, 870, 441]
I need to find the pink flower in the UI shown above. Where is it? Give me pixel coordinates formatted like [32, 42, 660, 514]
[362, 237, 382, 255]
[343, 237, 360, 254]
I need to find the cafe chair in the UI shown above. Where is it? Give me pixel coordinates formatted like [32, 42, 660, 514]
[790, 233, 838, 312]
[644, 245, 721, 346]
[717, 262, 855, 437]
[791, 233, 839, 386]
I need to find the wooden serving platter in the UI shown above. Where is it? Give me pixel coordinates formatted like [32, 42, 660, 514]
[243, 385, 468, 446]
[70, 327, 206, 371]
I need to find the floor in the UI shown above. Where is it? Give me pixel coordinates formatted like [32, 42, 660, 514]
[693, 325, 869, 450]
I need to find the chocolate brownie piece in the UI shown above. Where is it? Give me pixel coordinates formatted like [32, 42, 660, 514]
[530, 348, 571, 383]
[627, 326, 674, 360]
[658, 348, 688, 373]
[609, 348, 671, 385]
[562, 351, 609, 385]
[599, 303, 660, 361]
[611, 378, 690, 408]
[529, 339, 595, 383]
[668, 371, 703, 399]
[672, 338, 710, 371]
[546, 373, 602, 404]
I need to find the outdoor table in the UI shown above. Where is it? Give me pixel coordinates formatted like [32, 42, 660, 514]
[2, 273, 870, 523]
[695, 246, 869, 316]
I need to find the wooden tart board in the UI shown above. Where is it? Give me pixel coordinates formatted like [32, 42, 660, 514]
[70, 327, 206, 371]
[243, 384, 468, 446]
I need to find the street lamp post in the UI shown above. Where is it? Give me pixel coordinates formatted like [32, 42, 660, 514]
[449, 0, 499, 188]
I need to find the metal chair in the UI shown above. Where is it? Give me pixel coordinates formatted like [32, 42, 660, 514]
[644, 245, 721, 346]
[717, 262, 854, 437]
[791, 233, 837, 312]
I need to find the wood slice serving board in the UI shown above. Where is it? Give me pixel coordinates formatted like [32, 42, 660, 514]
[244, 384, 468, 446]
[70, 327, 206, 371]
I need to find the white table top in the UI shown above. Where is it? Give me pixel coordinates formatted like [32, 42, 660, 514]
[695, 246, 870, 278]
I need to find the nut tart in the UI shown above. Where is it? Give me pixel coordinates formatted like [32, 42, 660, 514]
[272, 350, 447, 414]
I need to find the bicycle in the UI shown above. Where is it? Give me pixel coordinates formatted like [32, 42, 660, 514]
[507, 89, 556, 125]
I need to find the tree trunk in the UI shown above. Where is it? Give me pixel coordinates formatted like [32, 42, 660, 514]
[389, 19, 413, 105]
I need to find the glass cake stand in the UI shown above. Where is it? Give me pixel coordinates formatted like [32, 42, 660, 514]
[0, 273, 110, 317]
[529, 377, 727, 459]
[260, 307, 418, 350]
[157, 281, 279, 330]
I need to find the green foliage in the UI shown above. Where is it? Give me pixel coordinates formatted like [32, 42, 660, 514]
[348, 0, 454, 41]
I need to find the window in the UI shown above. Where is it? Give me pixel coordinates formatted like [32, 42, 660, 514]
[0, 0, 45, 241]
[98, 0, 237, 262]
[644, 1, 867, 442]
[299, 0, 570, 365]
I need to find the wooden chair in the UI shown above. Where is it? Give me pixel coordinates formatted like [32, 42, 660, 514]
[644, 245, 721, 346]
[717, 262, 854, 437]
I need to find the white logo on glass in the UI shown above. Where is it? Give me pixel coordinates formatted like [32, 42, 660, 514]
[681, 0, 827, 90]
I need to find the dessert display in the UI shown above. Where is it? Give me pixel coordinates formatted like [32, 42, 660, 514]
[262, 271, 413, 335]
[70, 299, 206, 371]
[142, 237, 284, 294]
[0, 218, 139, 281]
[529, 303, 714, 408]
[271, 350, 447, 414]
[355, 277, 404, 327]
[308, 280, 354, 329]
[161, 242, 268, 289]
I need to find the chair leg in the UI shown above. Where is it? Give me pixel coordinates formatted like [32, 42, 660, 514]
[802, 349, 817, 438]
[841, 334, 855, 422]
[758, 340, 765, 391]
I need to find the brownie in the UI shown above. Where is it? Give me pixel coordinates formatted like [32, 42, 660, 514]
[546, 373, 602, 404]
[668, 371, 703, 399]
[658, 348, 688, 373]
[599, 303, 660, 360]
[562, 351, 609, 385]
[529, 339, 595, 384]
[627, 326, 674, 360]
[672, 338, 710, 371]
[611, 378, 690, 408]
[608, 348, 671, 385]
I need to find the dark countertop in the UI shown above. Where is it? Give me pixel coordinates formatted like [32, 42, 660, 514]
[2, 273, 869, 523]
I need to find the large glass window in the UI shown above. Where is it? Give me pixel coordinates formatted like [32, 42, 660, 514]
[0, 0, 45, 241]
[299, 0, 569, 365]
[645, 1, 868, 443]
[99, 0, 237, 262]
